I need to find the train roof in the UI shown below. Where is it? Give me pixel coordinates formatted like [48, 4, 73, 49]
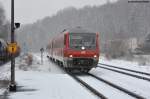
[63, 27, 95, 33]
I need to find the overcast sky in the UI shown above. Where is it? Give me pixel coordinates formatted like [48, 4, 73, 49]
[0, 0, 117, 24]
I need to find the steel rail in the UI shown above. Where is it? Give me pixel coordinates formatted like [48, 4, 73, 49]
[47, 56, 108, 99]
[68, 73, 108, 99]
[88, 73, 145, 99]
[99, 63, 150, 76]
[98, 65, 150, 82]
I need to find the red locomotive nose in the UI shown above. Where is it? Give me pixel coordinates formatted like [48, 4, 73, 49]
[81, 51, 86, 54]
[64, 49, 99, 58]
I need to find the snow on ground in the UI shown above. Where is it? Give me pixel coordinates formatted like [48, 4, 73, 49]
[0, 62, 10, 80]
[0, 62, 11, 96]
[8, 71, 97, 99]
[1, 53, 150, 99]
[5, 53, 97, 99]
[78, 76, 135, 99]
[99, 56, 150, 74]
[15, 53, 64, 74]
[31, 53, 64, 73]
[90, 68, 150, 99]
[89, 56, 150, 98]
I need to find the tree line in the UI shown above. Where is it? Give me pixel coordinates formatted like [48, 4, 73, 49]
[0, 3, 10, 41]
[17, 0, 150, 54]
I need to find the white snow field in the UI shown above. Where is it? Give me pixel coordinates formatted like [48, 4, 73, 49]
[0, 53, 150, 99]
[8, 71, 97, 99]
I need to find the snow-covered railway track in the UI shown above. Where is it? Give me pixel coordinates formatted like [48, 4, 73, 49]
[47, 57, 107, 99]
[99, 63, 150, 76]
[69, 73, 107, 99]
[69, 72, 145, 99]
[47, 57, 147, 99]
[98, 63, 150, 82]
[87, 73, 145, 99]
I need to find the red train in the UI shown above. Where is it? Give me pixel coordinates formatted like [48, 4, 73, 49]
[47, 27, 100, 72]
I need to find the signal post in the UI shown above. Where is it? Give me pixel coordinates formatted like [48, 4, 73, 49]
[9, 0, 20, 91]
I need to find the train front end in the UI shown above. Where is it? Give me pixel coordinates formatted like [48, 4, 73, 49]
[64, 32, 100, 72]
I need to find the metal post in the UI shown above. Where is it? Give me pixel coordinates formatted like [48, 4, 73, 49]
[9, 0, 16, 91]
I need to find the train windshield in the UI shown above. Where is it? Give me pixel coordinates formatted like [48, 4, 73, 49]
[69, 33, 96, 50]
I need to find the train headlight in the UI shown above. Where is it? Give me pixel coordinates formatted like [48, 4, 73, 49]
[69, 55, 73, 58]
[81, 46, 85, 50]
[94, 55, 97, 58]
